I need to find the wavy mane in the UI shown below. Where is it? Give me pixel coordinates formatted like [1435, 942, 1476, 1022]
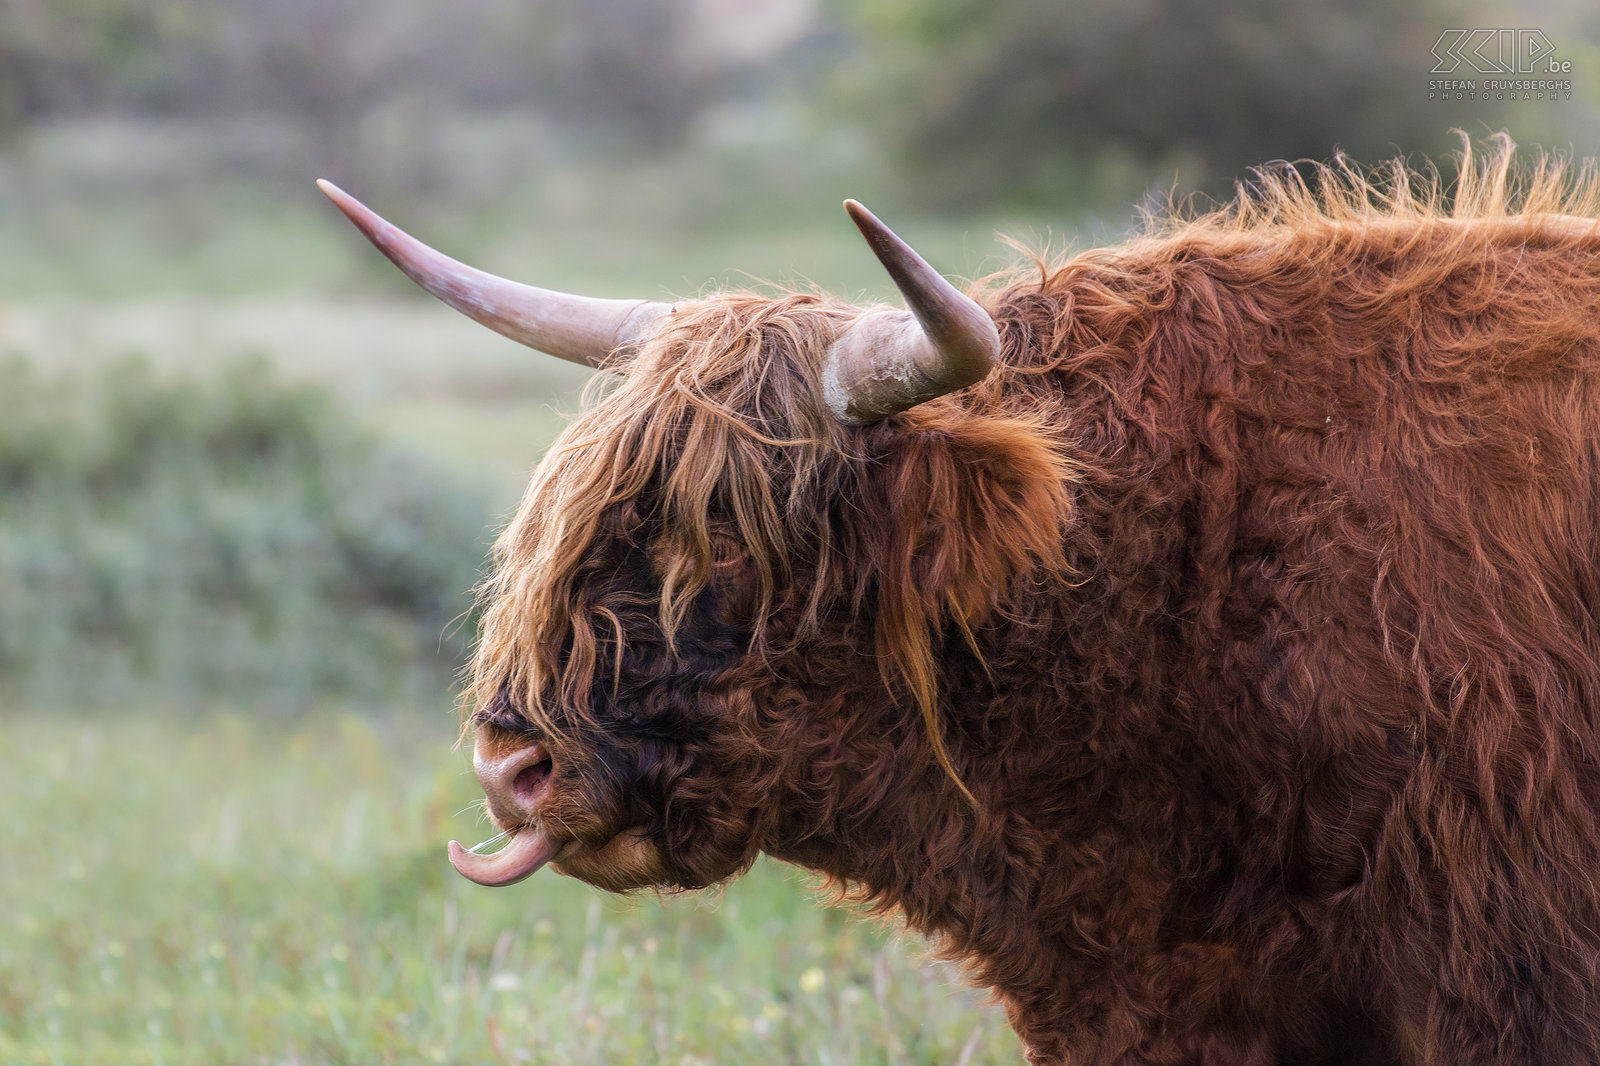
[466, 133, 1600, 789]
[994, 133, 1600, 340]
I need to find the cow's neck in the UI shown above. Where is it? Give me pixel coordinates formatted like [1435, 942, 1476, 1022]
[761, 605, 1183, 1057]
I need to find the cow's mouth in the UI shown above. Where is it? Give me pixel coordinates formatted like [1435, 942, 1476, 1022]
[448, 734, 667, 890]
[447, 825, 570, 886]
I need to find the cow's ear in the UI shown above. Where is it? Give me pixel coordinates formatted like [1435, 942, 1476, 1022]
[858, 406, 1073, 705]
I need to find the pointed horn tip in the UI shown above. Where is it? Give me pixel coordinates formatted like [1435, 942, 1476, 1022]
[842, 199, 876, 229]
[315, 179, 365, 220]
[314, 180, 387, 243]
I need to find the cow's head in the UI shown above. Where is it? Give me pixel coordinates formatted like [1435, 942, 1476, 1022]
[319, 182, 1071, 893]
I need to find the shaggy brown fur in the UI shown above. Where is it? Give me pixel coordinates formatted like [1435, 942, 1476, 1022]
[467, 135, 1600, 1064]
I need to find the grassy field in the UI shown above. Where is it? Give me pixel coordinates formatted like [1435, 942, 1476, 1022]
[0, 710, 1021, 1065]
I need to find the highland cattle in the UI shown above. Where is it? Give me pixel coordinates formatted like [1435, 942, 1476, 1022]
[321, 137, 1600, 1064]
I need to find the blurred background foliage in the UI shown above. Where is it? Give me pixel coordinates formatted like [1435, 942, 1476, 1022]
[1, 1, 1597, 1062]
[1, 0, 1597, 706]
[1, 0, 1596, 216]
[0, 358, 487, 708]
[838, 0, 1598, 209]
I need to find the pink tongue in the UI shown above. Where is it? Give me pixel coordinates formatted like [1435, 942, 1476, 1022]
[447, 827, 561, 887]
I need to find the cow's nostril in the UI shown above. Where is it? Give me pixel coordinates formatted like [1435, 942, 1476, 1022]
[473, 740, 556, 826]
[512, 757, 554, 802]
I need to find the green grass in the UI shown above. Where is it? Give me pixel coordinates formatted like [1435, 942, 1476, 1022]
[0, 709, 1021, 1065]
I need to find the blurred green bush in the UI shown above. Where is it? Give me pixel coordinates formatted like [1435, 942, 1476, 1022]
[834, 0, 1593, 210]
[0, 357, 491, 709]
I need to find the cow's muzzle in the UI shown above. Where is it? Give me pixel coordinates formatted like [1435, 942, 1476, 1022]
[447, 737, 565, 886]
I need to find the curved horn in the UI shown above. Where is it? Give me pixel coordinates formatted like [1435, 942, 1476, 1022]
[821, 200, 1001, 424]
[317, 180, 670, 367]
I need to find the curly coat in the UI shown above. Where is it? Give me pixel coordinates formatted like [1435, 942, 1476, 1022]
[468, 136, 1600, 1064]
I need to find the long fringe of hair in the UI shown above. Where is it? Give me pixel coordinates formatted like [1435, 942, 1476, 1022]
[465, 289, 1072, 792]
